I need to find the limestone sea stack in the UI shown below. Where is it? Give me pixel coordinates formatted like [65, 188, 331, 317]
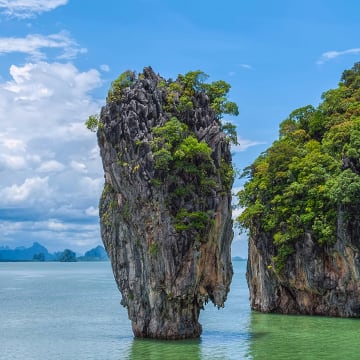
[238, 62, 360, 317]
[96, 67, 236, 339]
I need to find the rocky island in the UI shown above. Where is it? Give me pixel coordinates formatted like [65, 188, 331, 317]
[238, 62, 360, 317]
[92, 67, 237, 339]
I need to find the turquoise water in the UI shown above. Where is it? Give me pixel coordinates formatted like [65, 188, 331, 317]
[1, 261, 360, 359]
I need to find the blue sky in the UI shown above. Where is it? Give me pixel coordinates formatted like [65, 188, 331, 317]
[1, 0, 360, 257]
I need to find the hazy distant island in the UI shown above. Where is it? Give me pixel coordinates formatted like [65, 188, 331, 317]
[232, 256, 247, 261]
[0, 242, 109, 262]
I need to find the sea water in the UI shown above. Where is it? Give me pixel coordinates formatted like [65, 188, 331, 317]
[1, 260, 360, 359]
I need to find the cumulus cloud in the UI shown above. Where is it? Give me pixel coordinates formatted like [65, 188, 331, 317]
[317, 48, 360, 64]
[0, 154, 26, 170]
[0, 0, 68, 18]
[47, 219, 68, 231]
[0, 60, 104, 251]
[85, 206, 99, 217]
[0, 136, 26, 151]
[0, 176, 51, 204]
[70, 160, 87, 173]
[1, 61, 102, 139]
[37, 160, 65, 173]
[79, 176, 103, 195]
[0, 0, 105, 252]
[0, 32, 87, 61]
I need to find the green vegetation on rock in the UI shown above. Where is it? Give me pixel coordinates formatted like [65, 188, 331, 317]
[143, 70, 238, 238]
[85, 114, 101, 132]
[95, 68, 238, 242]
[96, 66, 236, 339]
[162, 70, 239, 121]
[237, 62, 360, 271]
[107, 70, 135, 102]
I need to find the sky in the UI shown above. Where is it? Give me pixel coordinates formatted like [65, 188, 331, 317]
[1, 0, 360, 257]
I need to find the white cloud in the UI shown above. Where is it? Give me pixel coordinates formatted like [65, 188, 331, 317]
[85, 206, 98, 217]
[0, 31, 87, 61]
[0, 61, 103, 252]
[238, 63, 253, 70]
[317, 48, 360, 64]
[37, 160, 65, 173]
[0, 154, 26, 170]
[0, 135, 43, 171]
[232, 207, 244, 220]
[0, 176, 50, 204]
[1, 61, 102, 140]
[47, 219, 68, 231]
[100, 64, 110, 72]
[0, 136, 26, 151]
[70, 160, 87, 173]
[0, 0, 68, 18]
[232, 137, 266, 152]
[80, 176, 103, 194]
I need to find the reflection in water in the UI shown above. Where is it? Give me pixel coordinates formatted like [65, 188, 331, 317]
[248, 311, 360, 360]
[127, 338, 201, 360]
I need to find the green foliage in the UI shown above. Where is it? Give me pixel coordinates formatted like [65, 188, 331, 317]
[174, 136, 212, 163]
[174, 208, 212, 233]
[152, 117, 188, 147]
[97, 68, 238, 241]
[162, 70, 239, 121]
[107, 70, 135, 102]
[85, 114, 100, 132]
[150, 115, 225, 237]
[151, 117, 214, 178]
[219, 159, 235, 192]
[177, 70, 209, 92]
[272, 244, 294, 273]
[221, 122, 238, 144]
[326, 169, 360, 205]
[153, 148, 173, 172]
[149, 243, 159, 256]
[201, 80, 239, 118]
[238, 62, 360, 271]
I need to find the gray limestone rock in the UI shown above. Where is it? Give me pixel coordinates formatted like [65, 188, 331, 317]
[97, 67, 233, 339]
[247, 211, 360, 317]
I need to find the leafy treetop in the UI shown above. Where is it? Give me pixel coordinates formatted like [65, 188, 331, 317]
[237, 61, 360, 271]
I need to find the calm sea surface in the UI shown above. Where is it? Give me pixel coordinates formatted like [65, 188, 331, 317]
[1, 260, 360, 359]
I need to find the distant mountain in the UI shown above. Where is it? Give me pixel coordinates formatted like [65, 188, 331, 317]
[0, 242, 54, 261]
[232, 256, 247, 261]
[0, 242, 108, 262]
[78, 245, 109, 261]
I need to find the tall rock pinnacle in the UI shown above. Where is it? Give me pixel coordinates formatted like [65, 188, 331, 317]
[96, 67, 236, 339]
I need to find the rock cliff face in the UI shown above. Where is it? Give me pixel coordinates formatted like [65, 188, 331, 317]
[97, 67, 234, 339]
[247, 215, 360, 316]
[240, 62, 360, 318]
